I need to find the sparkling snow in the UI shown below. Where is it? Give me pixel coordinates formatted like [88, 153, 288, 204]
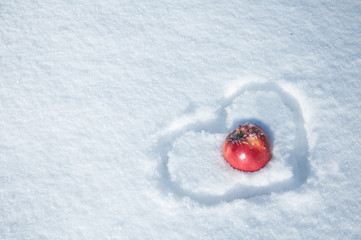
[1, 1, 361, 239]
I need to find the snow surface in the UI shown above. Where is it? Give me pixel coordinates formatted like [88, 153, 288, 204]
[1, 1, 361, 239]
[167, 90, 297, 200]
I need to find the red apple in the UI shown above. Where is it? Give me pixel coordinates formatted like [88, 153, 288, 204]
[223, 123, 272, 172]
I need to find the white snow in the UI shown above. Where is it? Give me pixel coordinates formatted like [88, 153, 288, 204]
[167, 90, 296, 199]
[1, 1, 361, 239]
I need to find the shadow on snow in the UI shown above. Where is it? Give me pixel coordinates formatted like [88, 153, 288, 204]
[154, 81, 310, 205]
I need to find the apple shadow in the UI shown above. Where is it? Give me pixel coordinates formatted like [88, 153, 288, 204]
[154, 81, 310, 205]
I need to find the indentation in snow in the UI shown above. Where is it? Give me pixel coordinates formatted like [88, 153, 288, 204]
[154, 81, 309, 205]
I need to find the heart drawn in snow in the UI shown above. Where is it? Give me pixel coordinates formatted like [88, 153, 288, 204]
[154, 81, 309, 205]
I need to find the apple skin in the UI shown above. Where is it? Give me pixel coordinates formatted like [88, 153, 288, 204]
[223, 123, 272, 172]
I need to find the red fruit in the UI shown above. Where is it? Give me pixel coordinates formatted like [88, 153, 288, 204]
[223, 123, 272, 172]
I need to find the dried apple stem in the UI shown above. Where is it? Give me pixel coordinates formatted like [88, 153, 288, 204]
[238, 125, 241, 136]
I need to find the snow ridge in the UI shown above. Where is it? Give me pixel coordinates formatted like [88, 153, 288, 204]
[154, 81, 309, 205]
